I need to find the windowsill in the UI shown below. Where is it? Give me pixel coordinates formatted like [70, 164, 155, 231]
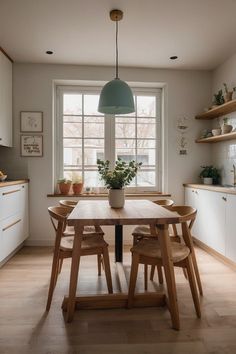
[47, 191, 171, 198]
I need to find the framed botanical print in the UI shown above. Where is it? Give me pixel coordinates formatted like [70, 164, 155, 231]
[21, 135, 43, 157]
[20, 111, 43, 132]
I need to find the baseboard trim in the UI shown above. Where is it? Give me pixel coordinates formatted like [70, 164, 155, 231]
[0, 242, 25, 268]
[193, 237, 236, 270]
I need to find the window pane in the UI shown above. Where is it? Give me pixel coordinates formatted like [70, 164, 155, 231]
[63, 94, 82, 115]
[64, 170, 82, 180]
[137, 120, 156, 138]
[64, 139, 82, 148]
[116, 139, 136, 149]
[116, 149, 136, 162]
[116, 122, 135, 138]
[137, 96, 156, 117]
[137, 170, 155, 186]
[84, 148, 104, 166]
[63, 122, 82, 138]
[63, 115, 82, 123]
[84, 139, 104, 148]
[64, 147, 82, 166]
[137, 149, 155, 165]
[84, 94, 102, 115]
[137, 140, 155, 148]
[84, 171, 103, 187]
[84, 117, 104, 138]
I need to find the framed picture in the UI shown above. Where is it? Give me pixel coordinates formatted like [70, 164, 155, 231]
[20, 111, 43, 132]
[21, 135, 43, 157]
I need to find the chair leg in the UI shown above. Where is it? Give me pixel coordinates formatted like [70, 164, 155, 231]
[185, 256, 201, 318]
[150, 265, 155, 281]
[127, 252, 139, 308]
[97, 254, 102, 276]
[191, 250, 203, 296]
[144, 264, 148, 290]
[102, 248, 113, 294]
[46, 251, 61, 311]
[182, 268, 188, 279]
[157, 265, 164, 284]
[58, 258, 63, 274]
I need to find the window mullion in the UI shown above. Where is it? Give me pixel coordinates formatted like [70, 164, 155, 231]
[82, 94, 85, 182]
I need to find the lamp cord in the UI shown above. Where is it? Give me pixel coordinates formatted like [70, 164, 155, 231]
[115, 19, 119, 79]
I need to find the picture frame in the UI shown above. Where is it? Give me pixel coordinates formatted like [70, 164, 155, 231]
[21, 135, 43, 157]
[20, 111, 43, 132]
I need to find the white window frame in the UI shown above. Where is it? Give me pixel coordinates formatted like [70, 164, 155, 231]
[55, 85, 162, 192]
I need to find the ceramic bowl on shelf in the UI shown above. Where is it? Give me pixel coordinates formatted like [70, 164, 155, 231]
[221, 124, 233, 134]
[0, 174, 7, 182]
[212, 128, 221, 136]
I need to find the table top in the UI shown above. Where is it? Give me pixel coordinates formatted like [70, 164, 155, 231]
[67, 199, 180, 226]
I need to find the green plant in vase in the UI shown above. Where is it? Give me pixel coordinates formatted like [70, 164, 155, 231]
[97, 158, 142, 208]
[199, 166, 220, 185]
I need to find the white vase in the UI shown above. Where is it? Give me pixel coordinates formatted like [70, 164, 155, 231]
[108, 188, 125, 208]
[203, 177, 213, 185]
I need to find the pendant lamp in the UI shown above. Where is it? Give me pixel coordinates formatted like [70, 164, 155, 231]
[98, 9, 135, 115]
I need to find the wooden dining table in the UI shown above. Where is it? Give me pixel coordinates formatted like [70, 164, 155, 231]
[64, 199, 181, 329]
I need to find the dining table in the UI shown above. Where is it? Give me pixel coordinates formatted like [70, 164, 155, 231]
[63, 199, 181, 329]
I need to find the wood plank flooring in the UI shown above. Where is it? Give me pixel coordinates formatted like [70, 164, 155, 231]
[0, 246, 236, 353]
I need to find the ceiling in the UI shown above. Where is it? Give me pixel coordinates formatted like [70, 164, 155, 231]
[1, 0, 236, 70]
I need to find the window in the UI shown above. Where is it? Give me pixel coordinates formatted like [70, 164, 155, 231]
[56, 86, 161, 191]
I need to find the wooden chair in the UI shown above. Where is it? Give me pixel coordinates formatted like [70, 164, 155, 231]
[131, 199, 174, 289]
[128, 206, 201, 320]
[46, 206, 113, 311]
[150, 206, 203, 296]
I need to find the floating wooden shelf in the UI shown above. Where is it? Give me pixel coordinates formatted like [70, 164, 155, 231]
[196, 99, 236, 120]
[196, 131, 236, 143]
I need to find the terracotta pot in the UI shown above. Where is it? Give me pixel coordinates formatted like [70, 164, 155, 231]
[224, 92, 233, 102]
[58, 182, 71, 195]
[72, 183, 84, 195]
[108, 188, 125, 208]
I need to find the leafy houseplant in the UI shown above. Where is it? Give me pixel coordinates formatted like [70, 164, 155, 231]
[71, 173, 83, 195]
[199, 166, 220, 185]
[97, 158, 142, 208]
[213, 89, 224, 106]
[57, 178, 72, 195]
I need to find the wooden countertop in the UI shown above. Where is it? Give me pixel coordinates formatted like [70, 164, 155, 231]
[184, 183, 236, 195]
[0, 179, 29, 188]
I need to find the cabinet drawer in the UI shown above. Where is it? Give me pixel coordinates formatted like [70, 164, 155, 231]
[1, 214, 22, 259]
[0, 185, 22, 220]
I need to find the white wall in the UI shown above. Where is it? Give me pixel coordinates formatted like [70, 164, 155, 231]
[212, 54, 236, 186]
[0, 63, 212, 245]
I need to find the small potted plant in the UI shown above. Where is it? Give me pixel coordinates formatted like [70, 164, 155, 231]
[199, 166, 220, 185]
[97, 158, 142, 208]
[221, 117, 233, 134]
[57, 178, 72, 195]
[212, 89, 224, 108]
[223, 83, 236, 102]
[72, 174, 84, 195]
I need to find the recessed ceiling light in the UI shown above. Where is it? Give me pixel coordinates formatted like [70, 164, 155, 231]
[170, 55, 178, 60]
[46, 50, 53, 55]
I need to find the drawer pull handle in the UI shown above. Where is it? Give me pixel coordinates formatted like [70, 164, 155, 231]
[2, 189, 21, 196]
[222, 197, 227, 201]
[3, 219, 21, 232]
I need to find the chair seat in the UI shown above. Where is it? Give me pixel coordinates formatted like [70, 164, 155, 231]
[60, 235, 108, 251]
[63, 225, 104, 236]
[132, 225, 151, 237]
[131, 239, 190, 263]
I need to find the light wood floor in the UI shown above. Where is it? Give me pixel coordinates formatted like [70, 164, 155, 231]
[1, 246, 236, 354]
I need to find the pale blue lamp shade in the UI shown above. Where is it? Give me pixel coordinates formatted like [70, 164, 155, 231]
[98, 78, 135, 114]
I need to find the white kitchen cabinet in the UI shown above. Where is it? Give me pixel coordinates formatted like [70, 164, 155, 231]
[225, 195, 236, 262]
[0, 182, 29, 264]
[185, 186, 236, 263]
[185, 187, 226, 253]
[0, 50, 12, 147]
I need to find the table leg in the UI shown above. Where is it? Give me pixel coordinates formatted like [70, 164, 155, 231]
[115, 225, 123, 262]
[66, 224, 83, 323]
[157, 224, 180, 330]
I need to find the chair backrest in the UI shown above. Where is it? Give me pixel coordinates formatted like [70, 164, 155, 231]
[153, 199, 174, 207]
[166, 205, 197, 251]
[48, 206, 70, 234]
[59, 200, 78, 212]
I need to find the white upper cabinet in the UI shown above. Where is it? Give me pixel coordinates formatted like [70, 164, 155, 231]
[0, 50, 12, 147]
